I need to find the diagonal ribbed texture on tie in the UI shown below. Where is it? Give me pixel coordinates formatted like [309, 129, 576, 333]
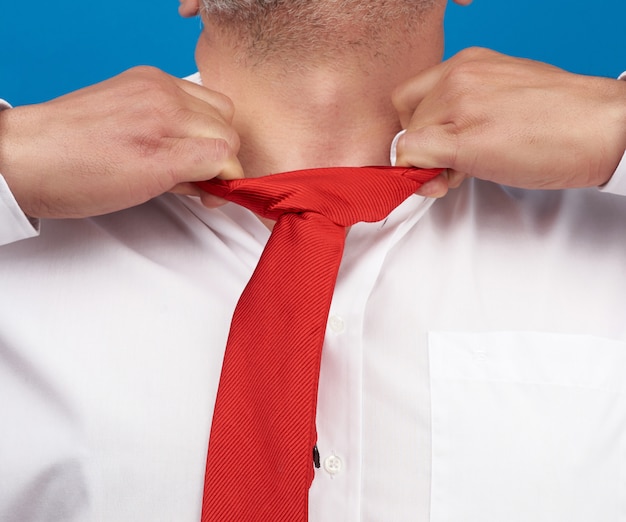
[196, 166, 441, 522]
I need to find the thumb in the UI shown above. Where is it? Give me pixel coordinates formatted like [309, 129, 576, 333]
[394, 125, 459, 171]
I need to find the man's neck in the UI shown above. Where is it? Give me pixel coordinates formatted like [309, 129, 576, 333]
[195, 18, 443, 178]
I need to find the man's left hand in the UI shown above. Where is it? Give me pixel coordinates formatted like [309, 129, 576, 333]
[392, 48, 626, 197]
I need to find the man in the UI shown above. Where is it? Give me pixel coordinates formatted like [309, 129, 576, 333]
[1, 1, 625, 521]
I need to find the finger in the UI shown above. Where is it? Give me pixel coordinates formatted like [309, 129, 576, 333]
[415, 172, 449, 198]
[393, 47, 508, 129]
[395, 125, 459, 170]
[414, 168, 469, 198]
[453, 0, 473, 5]
[170, 182, 230, 208]
[447, 170, 468, 189]
[170, 109, 241, 155]
[200, 192, 230, 208]
[169, 182, 209, 197]
[176, 78, 236, 122]
[162, 137, 244, 184]
[392, 61, 449, 128]
[215, 157, 244, 180]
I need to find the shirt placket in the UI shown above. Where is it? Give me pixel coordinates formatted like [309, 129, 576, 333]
[309, 195, 435, 521]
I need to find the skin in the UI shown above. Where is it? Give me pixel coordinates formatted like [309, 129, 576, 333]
[185, 0, 451, 185]
[187, 0, 625, 199]
[179, 0, 474, 16]
[394, 47, 626, 197]
[1, 0, 623, 220]
[0, 65, 242, 218]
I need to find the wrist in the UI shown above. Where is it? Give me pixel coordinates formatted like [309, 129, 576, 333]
[0, 106, 41, 217]
[602, 78, 626, 185]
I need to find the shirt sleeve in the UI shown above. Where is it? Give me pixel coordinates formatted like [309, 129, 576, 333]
[0, 99, 40, 246]
[600, 151, 626, 196]
[598, 72, 626, 196]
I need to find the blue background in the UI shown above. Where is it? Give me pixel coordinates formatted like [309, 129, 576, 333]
[1, 1, 624, 106]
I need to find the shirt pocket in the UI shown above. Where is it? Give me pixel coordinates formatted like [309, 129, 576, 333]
[428, 331, 626, 522]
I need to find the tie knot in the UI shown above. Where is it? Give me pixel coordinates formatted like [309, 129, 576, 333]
[197, 166, 441, 226]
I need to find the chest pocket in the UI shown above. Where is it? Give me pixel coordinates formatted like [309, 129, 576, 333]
[428, 331, 626, 522]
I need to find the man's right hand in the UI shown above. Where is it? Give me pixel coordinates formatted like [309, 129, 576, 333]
[0, 66, 242, 218]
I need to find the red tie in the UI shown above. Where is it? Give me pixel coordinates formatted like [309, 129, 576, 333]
[196, 166, 440, 521]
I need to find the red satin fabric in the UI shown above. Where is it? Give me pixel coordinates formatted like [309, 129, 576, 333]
[196, 166, 441, 521]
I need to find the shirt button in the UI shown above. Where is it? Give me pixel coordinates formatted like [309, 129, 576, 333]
[323, 455, 343, 475]
[328, 315, 345, 333]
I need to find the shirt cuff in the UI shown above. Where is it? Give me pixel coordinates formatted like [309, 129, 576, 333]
[0, 100, 40, 245]
[598, 71, 626, 196]
[599, 151, 626, 196]
[0, 174, 40, 246]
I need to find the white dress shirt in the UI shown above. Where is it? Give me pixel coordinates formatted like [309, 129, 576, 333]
[2, 90, 626, 521]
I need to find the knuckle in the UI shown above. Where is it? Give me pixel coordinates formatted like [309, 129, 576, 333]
[117, 67, 174, 104]
[209, 138, 235, 162]
[445, 60, 480, 86]
[418, 126, 461, 167]
[213, 93, 236, 121]
[438, 64, 487, 106]
[164, 138, 236, 183]
[192, 112, 241, 154]
[456, 46, 491, 62]
[222, 127, 240, 154]
[126, 65, 164, 80]
[447, 48, 497, 84]
[391, 84, 407, 110]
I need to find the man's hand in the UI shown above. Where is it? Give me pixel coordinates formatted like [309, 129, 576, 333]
[392, 47, 626, 197]
[0, 66, 242, 218]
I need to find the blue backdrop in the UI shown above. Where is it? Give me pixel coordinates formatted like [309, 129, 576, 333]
[1, 1, 624, 106]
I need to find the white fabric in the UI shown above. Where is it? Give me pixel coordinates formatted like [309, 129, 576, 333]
[389, 129, 406, 166]
[0, 100, 39, 245]
[1, 69, 626, 520]
[0, 174, 39, 245]
[1, 70, 625, 244]
[2, 179, 626, 521]
[602, 151, 626, 195]
[597, 71, 626, 195]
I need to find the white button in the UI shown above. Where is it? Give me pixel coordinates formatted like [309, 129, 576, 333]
[328, 315, 345, 333]
[323, 455, 343, 475]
